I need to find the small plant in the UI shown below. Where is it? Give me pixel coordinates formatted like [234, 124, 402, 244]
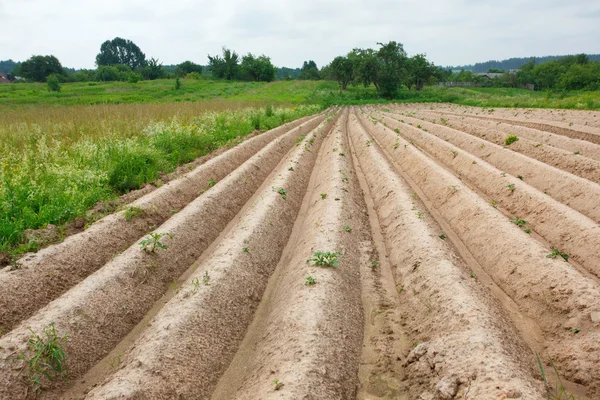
[451, 150, 458, 159]
[191, 277, 200, 293]
[517, 175, 524, 180]
[506, 183, 516, 192]
[202, 271, 210, 285]
[305, 276, 317, 286]
[393, 142, 399, 150]
[439, 233, 447, 240]
[440, 118, 448, 125]
[175, 77, 181, 90]
[24, 323, 69, 394]
[370, 260, 380, 269]
[273, 186, 287, 200]
[450, 185, 459, 192]
[536, 353, 576, 400]
[46, 74, 61, 92]
[525, 228, 532, 234]
[572, 328, 581, 334]
[307, 251, 342, 268]
[546, 248, 569, 262]
[124, 206, 144, 221]
[505, 135, 519, 145]
[243, 247, 249, 253]
[265, 104, 274, 117]
[489, 200, 498, 208]
[394, 128, 400, 133]
[470, 271, 476, 279]
[320, 193, 327, 200]
[339, 152, 345, 156]
[416, 211, 424, 218]
[366, 140, 372, 147]
[273, 378, 284, 391]
[510, 217, 527, 228]
[574, 151, 581, 155]
[344, 225, 352, 233]
[288, 166, 294, 171]
[208, 179, 216, 187]
[140, 232, 173, 253]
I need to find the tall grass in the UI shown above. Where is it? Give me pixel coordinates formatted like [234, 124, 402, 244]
[0, 102, 320, 259]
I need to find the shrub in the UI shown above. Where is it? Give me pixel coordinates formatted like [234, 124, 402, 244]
[46, 74, 61, 92]
[505, 135, 519, 145]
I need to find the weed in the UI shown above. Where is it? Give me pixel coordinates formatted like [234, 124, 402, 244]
[208, 179, 216, 187]
[191, 277, 200, 293]
[273, 379, 284, 391]
[341, 176, 349, 183]
[393, 142, 399, 150]
[370, 260, 380, 269]
[305, 276, 317, 286]
[344, 225, 352, 233]
[273, 186, 287, 200]
[517, 175, 524, 180]
[243, 247, 249, 253]
[320, 193, 327, 200]
[525, 228, 532, 234]
[140, 232, 173, 253]
[507, 183, 516, 192]
[472, 160, 477, 164]
[417, 124, 422, 129]
[470, 272, 476, 279]
[546, 248, 569, 262]
[332, 147, 337, 152]
[574, 151, 581, 155]
[510, 218, 527, 228]
[124, 206, 144, 222]
[416, 211, 424, 218]
[288, 166, 294, 171]
[411, 193, 417, 199]
[439, 233, 447, 240]
[572, 328, 581, 334]
[109, 354, 121, 370]
[339, 151, 345, 156]
[394, 128, 400, 133]
[397, 285, 404, 293]
[24, 323, 69, 394]
[202, 271, 210, 285]
[505, 135, 519, 145]
[451, 150, 458, 159]
[307, 251, 342, 268]
[536, 353, 576, 400]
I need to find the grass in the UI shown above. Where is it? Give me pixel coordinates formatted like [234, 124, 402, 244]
[0, 102, 319, 262]
[537, 353, 576, 400]
[23, 323, 69, 395]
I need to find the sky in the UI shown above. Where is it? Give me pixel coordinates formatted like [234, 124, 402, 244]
[1, 0, 599, 70]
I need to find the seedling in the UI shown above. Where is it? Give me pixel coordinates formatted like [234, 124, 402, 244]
[440, 118, 448, 125]
[505, 135, 519, 145]
[208, 179, 216, 187]
[124, 206, 144, 222]
[536, 353, 576, 400]
[140, 232, 173, 253]
[517, 175, 524, 180]
[451, 150, 458, 159]
[524, 228, 532, 234]
[489, 200, 498, 208]
[273, 186, 287, 200]
[288, 167, 294, 171]
[191, 277, 200, 293]
[341, 176, 349, 183]
[366, 140, 372, 147]
[416, 211, 424, 218]
[273, 379, 284, 391]
[439, 233, 447, 240]
[202, 271, 210, 285]
[307, 251, 342, 268]
[24, 323, 69, 395]
[370, 260, 380, 269]
[510, 218, 527, 228]
[320, 193, 327, 200]
[546, 248, 569, 262]
[243, 247, 249, 253]
[572, 328, 581, 334]
[393, 142, 399, 150]
[339, 152, 345, 156]
[344, 225, 352, 233]
[506, 183, 516, 192]
[450, 185, 459, 192]
[574, 151, 581, 155]
[305, 276, 317, 286]
[470, 272, 477, 279]
[394, 128, 400, 133]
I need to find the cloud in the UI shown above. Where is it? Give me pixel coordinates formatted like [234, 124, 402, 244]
[0, 0, 598, 69]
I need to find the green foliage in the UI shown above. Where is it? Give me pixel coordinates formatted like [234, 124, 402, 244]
[240, 53, 276, 82]
[208, 47, 239, 80]
[307, 251, 342, 267]
[298, 60, 321, 80]
[175, 77, 181, 90]
[124, 206, 144, 221]
[510, 217, 527, 227]
[505, 135, 519, 145]
[327, 56, 354, 91]
[546, 248, 569, 262]
[128, 72, 141, 83]
[16, 55, 65, 82]
[320, 193, 327, 199]
[273, 187, 287, 200]
[46, 74, 61, 92]
[24, 323, 69, 395]
[536, 353, 576, 400]
[140, 232, 173, 253]
[96, 37, 147, 70]
[174, 61, 203, 77]
[305, 276, 317, 285]
[344, 225, 352, 232]
[138, 57, 165, 80]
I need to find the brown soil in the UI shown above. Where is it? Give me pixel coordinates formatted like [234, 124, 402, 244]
[1, 105, 599, 400]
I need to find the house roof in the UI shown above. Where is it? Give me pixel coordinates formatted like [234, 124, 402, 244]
[0, 72, 10, 83]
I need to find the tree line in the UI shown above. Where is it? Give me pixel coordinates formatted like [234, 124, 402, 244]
[449, 54, 600, 73]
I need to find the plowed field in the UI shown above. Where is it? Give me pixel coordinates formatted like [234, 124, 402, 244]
[1, 104, 599, 399]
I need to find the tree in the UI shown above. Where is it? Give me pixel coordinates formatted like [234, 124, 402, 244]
[138, 58, 165, 80]
[406, 54, 436, 90]
[298, 60, 320, 80]
[174, 61, 203, 77]
[375, 41, 407, 98]
[327, 56, 354, 91]
[96, 37, 147, 70]
[15, 55, 64, 82]
[208, 47, 239, 80]
[240, 53, 276, 82]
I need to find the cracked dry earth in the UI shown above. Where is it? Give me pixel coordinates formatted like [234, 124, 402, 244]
[1, 104, 599, 400]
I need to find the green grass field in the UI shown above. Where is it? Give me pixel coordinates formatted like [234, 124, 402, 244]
[1, 77, 599, 263]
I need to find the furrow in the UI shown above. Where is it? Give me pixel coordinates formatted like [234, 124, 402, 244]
[373, 110, 600, 223]
[83, 113, 333, 399]
[349, 110, 543, 398]
[0, 114, 335, 399]
[356, 110, 600, 397]
[212, 109, 365, 400]
[0, 113, 324, 334]
[368, 110, 600, 281]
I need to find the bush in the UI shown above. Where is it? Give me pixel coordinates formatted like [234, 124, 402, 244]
[46, 74, 61, 92]
[128, 73, 141, 83]
[184, 72, 201, 80]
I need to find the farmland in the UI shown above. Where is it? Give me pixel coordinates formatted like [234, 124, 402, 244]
[0, 102, 599, 399]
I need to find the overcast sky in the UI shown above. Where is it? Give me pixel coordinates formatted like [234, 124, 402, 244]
[1, 0, 599, 69]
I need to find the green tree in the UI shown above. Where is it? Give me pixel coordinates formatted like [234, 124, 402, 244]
[174, 61, 203, 77]
[376, 41, 407, 98]
[327, 56, 354, 91]
[96, 37, 147, 70]
[240, 53, 276, 82]
[16, 55, 65, 82]
[138, 58, 165, 80]
[406, 54, 436, 90]
[298, 60, 320, 80]
[208, 47, 239, 80]
[46, 74, 61, 92]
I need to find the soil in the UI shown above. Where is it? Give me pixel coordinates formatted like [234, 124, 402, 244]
[1, 105, 599, 400]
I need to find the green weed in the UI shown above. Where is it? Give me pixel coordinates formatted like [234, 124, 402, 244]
[546, 248, 569, 262]
[507, 183, 516, 192]
[24, 323, 69, 395]
[273, 186, 287, 200]
[307, 251, 342, 268]
[536, 353, 576, 400]
[320, 193, 327, 200]
[305, 276, 317, 286]
[124, 206, 144, 221]
[505, 135, 519, 145]
[273, 378, 284, 391]
[140, 232, 173, 253]
[344, 225, 352, 233]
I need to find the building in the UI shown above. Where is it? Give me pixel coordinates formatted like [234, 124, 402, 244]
[0, 72, 11, 83]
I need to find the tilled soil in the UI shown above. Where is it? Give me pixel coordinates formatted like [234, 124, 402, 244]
[1, 104, 599, 400]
